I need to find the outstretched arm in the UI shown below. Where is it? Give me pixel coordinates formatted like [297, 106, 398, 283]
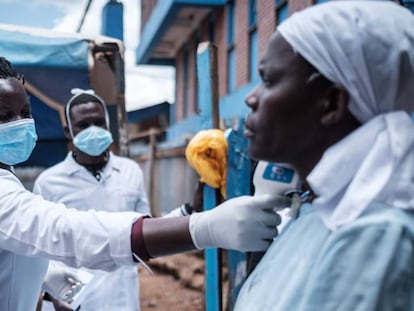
[133, 195, 289, 259]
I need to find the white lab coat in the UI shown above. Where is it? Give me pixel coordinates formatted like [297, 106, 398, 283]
[33, 152, 150, 311]
[0, 167, 143, 311]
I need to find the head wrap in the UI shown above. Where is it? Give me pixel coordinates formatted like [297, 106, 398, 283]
[278, 1, 414, 230]
[65, 88, 110, 138]
[279, 1, 414, 123]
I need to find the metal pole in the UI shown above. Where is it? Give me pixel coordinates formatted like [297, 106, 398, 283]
[113, 49, 129, 157]
[77, 0, 93, 32]
[197, 41, 222, 311]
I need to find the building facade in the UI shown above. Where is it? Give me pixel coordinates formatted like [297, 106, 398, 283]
[135, 0, 413, 217]
[136, 0, 333, 145]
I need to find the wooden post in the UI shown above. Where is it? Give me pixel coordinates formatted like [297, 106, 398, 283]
[209, 44, 219, 129]
[197, 41, 222, 311]
[148, 128, 158, 216]
[197, 42, 220, 130]
[113, 49, 129, 157]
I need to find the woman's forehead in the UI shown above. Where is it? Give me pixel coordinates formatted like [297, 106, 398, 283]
[260, 32, 312, 74]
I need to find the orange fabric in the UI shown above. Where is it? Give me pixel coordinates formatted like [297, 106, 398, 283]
[185, 129, 227, 198]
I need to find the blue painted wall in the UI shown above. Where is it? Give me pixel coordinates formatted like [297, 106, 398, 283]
[101, 0, 124, 40]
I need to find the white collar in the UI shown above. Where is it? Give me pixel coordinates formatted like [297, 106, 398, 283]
[63, 151, 120, 177]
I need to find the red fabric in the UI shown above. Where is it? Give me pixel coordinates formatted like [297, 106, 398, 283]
[131, 216, 151, 261]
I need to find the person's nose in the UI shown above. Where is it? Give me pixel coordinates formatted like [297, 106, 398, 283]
[245, 86, 260, 110]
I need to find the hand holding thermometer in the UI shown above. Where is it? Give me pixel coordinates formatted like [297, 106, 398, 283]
[253, 161, 301, 231]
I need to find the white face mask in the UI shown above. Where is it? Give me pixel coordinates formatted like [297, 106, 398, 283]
[73, 125, 113, 156]
[0, 118, 38, 165]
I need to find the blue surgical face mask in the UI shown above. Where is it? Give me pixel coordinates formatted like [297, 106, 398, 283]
[73, 125, 113, 156]
[0, 118, 38, 165]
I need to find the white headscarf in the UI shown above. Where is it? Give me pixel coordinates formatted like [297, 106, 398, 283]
[278, 1, 414, 230]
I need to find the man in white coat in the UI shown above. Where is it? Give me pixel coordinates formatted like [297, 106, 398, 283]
[34, 89, 150, 310]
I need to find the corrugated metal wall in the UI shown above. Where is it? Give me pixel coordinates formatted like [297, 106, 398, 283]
[137, 156, 199, 216]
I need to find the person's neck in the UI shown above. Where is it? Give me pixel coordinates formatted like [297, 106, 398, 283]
[0, 162, 12, 172]
[73, 150, 109, 181]
[72, 150, 109, 168]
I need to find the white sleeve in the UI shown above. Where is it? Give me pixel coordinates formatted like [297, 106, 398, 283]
[134, 164, 151, 215]
[162, 207, 184, 218]
[0, 171, 142, 271]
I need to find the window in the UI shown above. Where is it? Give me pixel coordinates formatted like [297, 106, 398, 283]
[249, 0, 257, 27]
[227, 0, 236, 92]
[249, 0, 259, 82]
[227, 0, 235, 45]
[275, 0, 288, 25]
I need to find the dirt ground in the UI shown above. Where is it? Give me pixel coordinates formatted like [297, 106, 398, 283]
[139, 251, 228, 311]
[139, 251, 205, 311]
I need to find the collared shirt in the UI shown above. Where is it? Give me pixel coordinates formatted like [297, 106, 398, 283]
[0, 168, 142, 311]
[235, 203, 414, 311]
[34, 152, 149, 213]
[34, 152, 150, 311]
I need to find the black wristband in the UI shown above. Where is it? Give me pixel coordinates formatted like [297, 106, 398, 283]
[131, 216, 151, 261]
[180, 202, 193, 216]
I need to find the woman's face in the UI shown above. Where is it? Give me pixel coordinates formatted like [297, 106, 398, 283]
[244, 32, 326, 165]
[0, 78, 31, 124]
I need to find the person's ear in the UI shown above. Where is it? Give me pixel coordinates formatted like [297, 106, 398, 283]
[319, 84, 349, 126]
[63, 126, 72, 140]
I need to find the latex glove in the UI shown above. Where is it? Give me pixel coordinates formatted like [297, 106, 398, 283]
[43, 265, 83, 303]
[189, 194, 290, 252]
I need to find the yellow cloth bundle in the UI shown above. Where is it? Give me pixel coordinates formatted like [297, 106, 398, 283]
[185, 129, 227, 198]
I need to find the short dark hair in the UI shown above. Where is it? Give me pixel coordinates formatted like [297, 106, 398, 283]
[0, 57, 24, 83]
[64, 93, 103, 124]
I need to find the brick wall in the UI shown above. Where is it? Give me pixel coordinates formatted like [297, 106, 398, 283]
[257, 0, 277, 62]
[163, 0, 318, 122]
[235, 0, 249, 88]
[289, 0, 314, 14]
[215, 8, 227, 98]
[140, 0, 158, 33]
